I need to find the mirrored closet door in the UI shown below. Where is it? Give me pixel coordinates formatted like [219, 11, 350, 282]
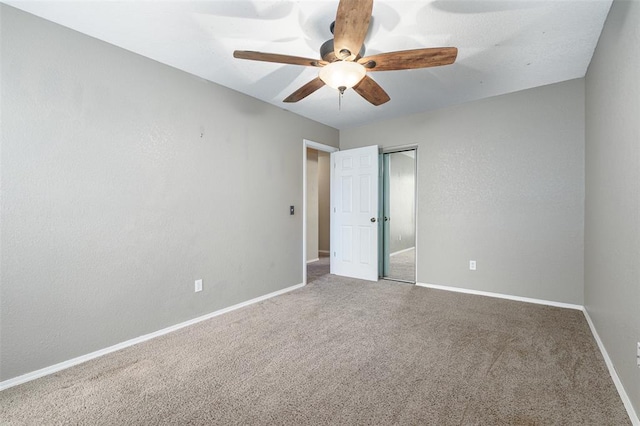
[380, 149, 416, 283]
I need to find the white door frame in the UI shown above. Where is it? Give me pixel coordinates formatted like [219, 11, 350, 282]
[302, 139, 339, 285]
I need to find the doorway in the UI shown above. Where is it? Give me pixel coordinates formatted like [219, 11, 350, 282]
[303, 140, 338, 285]
[380, 148, 417, 283]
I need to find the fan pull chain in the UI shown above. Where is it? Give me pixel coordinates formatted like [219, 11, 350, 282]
[338, 86, 346, 110]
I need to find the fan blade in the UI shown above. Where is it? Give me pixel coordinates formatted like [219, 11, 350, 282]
[234, 51, 327, 67]
[358, 47, 458, 71]
[353, 75, 390, 106]
[283, 77, 326, 103]
[333, 0, 373, 61]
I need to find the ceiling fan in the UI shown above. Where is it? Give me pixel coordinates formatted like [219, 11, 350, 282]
[233, 0, 458, 106]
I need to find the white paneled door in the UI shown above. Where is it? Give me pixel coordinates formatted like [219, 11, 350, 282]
[331, 145, 379, 281]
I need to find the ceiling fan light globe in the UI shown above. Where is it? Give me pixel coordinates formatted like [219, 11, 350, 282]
[319, 61, 366, 90]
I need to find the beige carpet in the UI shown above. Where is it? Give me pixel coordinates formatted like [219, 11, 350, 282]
[307, 254, 330, 284]
[0, 272, 630, 425]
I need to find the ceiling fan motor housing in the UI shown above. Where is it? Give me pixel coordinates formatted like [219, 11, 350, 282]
[321, 38, 365, 63]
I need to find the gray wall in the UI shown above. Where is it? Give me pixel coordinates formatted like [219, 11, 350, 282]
[341, 79, 585, 304]
[0, 5, 338, 381]
[306, 148, 319, 261]
[318, 151, 330, 253]
[585, 0, 639, 416]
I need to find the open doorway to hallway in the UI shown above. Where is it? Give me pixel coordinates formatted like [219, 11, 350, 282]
[306, 147, 331, 283]
[303, 140, 338, 285]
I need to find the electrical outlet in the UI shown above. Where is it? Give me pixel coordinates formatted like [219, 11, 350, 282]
[469, 260, 476, 271]
[195, 279, 203, 293]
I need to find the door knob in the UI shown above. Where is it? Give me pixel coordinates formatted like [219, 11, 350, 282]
[370, 217, 376, 222]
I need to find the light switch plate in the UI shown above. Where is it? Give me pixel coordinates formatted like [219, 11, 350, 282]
[195, 279, 203, 293]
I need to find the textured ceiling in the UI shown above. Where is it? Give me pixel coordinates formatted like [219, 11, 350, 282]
[4, 0, 612, 130]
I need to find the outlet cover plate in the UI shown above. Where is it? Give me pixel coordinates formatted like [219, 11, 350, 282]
[469, 260, 476, 271]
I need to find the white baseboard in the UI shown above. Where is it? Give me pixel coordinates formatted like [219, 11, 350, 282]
[582, 310, 640, 425]
[0, 282, 305, 392]
[306, 258, 320, 264]
[390, 246, 415, 257]
[416, 282, 583, 310]
[318, 250, 330, 255]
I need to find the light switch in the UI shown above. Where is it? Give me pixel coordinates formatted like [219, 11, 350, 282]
[290, 205, 295, 215]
